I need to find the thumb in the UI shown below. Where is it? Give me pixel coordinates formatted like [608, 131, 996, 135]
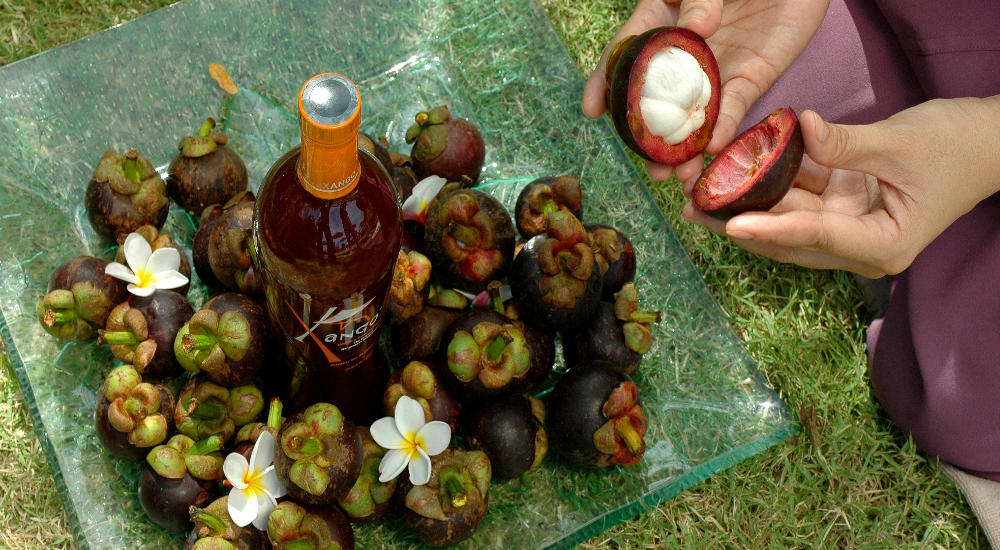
[801, 110, 889, 176]
[674, 0, 723, 39]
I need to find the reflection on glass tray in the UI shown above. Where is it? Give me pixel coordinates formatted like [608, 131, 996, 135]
[0, 0, 794, 548]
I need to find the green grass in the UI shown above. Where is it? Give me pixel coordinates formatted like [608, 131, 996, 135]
[0, 0, 987, 548]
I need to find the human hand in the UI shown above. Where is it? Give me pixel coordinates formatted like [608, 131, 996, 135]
[681, 97, 1000, 278]
[582, 0, 829, 181]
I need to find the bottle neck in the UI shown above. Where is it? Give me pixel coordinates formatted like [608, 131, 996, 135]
[296, 134, 361, 199]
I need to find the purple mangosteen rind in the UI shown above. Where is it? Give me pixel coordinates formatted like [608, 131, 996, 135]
[86, 149, 170, 243]
[606, 27, 721, 166]
[95, 369, 176, 462]
[507, 321, 556, 395]
[37, 256, 127, 342]
[383, 361, 462, 433]
[508, 234, 603, 333]
[166, 118, 249, 215]
[692, 107, 804, 220]
[438, 310, 532, 401]
[207, 201, 262, 294]
[174, 293, 268, 387]
[267, 500, 356, 550]
[390, 305, 465, 365]
[138, 466, 219, 534]
[562, 302, 642, 375]
[407, 105, 486, 185]
[126, 290, 195, 378]
[274, 403, 364, 507]
[461, 394, 547, 481]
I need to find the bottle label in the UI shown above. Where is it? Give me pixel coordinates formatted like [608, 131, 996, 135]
[297, 137, 361, 199]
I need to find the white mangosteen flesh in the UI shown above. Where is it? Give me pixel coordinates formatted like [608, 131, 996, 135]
[638, 47, 712, 145]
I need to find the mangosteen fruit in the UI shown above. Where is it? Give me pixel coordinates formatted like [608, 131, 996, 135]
[167, 118, 249, 215]
[208, 200, 263, 294]
[174, 378, 265, 444]
[396, 448, 491, 547]
[98, 289, 194, 378]
[174, 292, 269, 387]
[115, 225, 193, 296]
[383, 361, 461, 433]
[85, 149, 170, 242]
[36, 256, 127, 342]
[481, 281, 556, 395]
[514, 175, 583, 239]
[605, 27, 721, 166]
[274, 403, 363, 507]
[193, 191, 255, 290]
[562, 283, 661, 375]
[337, 426, 397, 524]
[462, 394, 547, 481]
[94, 364, 175, 462]
[267, 500, 355, 550]
[546, 360, 647, 469]
[233, 397, 284, 463]
[508, 211, 602, 333]
[390, 290, 468, 365]
[358, 132, 392, 176]
[692, 107, 804, 220]
[386, 249, 433, 325]
[423, 189, 515, 295]
[185, 496, 272, 550]
[139, 434, 224, 533]
[439, 309, 531, 401]
[406, 105, 486, 185]
[585, 223, 636, 301]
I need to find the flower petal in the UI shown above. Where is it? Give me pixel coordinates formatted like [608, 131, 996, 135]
[416, 421, 451, 457]
[378, 448, 413, 483]
[258, 467, 287, 499]
[394, 395, 427, 441]
[251, 489, 278, 530]
[401, 175, 447, 223]
[370, 416, 407, 449]
[151, 270, 189, 290]
[104, 262, 140, 284]
[227, 487, 258, 528]
[122, 233, 152, 272]
[249, 431, 276, 476]
[127, 283, 156, 297]
[223, 452, 250, 490]
[145, 247, 181, 275]
[408, 447, 432, 486]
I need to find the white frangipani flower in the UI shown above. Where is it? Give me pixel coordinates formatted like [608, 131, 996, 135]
[105, 233, 189, 296]
[370, 395, 451, 486]
[223, 431, 287, 530]
[401, 175, 448, 226]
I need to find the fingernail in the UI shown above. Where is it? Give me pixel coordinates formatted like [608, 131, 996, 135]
[726, 229, 754, 240]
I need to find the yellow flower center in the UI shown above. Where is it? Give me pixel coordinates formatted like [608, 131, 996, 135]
[135, 267, 154, 288]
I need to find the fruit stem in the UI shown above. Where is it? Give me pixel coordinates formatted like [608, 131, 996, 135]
[244, 236, 261, 271]
[487, 280, 505, 314]
[189, 507, 227, 536]
[439, 467, 469, 509]
[630, 311, 662, 324]
[43, 310, 77, 327]
[101, 330, 140, 346]
[189, 400, 228, 421]
[289, 435, 322, 457]
[123, 398, 148, 419]
[616, 417, 643, 455]
[267, 398, 283, 431]
[183, 333, 218, 352]
[123, 150, 141, 182]
[188, 435, 223, 456]
[558, 252, 581, 273]
[448, 222, 479, 248]
[197, 118, 215, 137]
[484, 334, 512, 362]
[540, 199, 560, 216]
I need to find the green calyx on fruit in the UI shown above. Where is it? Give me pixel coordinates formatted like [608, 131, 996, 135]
[267, 501, 340, 550]
[280, 403, 347, 496]
[446, 321, 530, 388]
[405, 105, 451, 162]
[592, 381, 647, 466]
[103, 365, 169, 447]
[437, 192, 503, 283]
[383, 361, 438, 421]
[36, 289, 90, 341]
[98, 302, 158, 372]
[235, 397, 284, 446]
[404, 448, 491, 520]
[427, 287, 469, 309]
[146, 434, 224, 481]
[189, 497, 240, 549]
[589, 227, 621, 277]
[613, 283, 661, 354]
[174, 379, 264, 442]
[178, 118, 229, 158]
[537, 211, 595, 308]
[518, 176, 583, 237]
[338, 427, 396, 519]
[388, 249, 433, 320]
[93, 149, 169, 215]
[174, 308, 252, 375]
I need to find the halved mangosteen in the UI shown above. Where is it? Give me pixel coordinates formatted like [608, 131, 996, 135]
[692, 107, 804, 220]
[605, 27, 721, 165]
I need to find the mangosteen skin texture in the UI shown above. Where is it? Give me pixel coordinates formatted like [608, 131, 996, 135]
[514, 176, 584, 240]
[692, 108, 804, 220]
[138, 467, 219, 534]
[391, 306, 463, 364]
[183, 525, 271, 550]
[585, 223, 637, 302]
[412, 116, 486, 185]
[273, 408, 364, 507]
[94, 379, 175, 462]
[166, 146, 248, 215]
[129, 290, 195, 378]
[85, 182, 169, 244]
[606, 27, 721, 166]
[192, 205, 225, 289]
[562, 302, 641, 375]
[509, 324, 555, 395]
[508, 235, 603, 333]
[438, 309, 528, 401]
[462, 394, 542, 481]
[546, 360, 639, 469]
[193, 292, 269, 387]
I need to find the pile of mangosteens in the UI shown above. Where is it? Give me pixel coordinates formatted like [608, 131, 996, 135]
[34, 45, 806, 544]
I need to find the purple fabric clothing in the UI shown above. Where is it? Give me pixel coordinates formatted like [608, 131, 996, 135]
[739, 1, 1000, 478]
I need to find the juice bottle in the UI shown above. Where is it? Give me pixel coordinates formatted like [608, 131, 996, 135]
[253, 73, 401, 425]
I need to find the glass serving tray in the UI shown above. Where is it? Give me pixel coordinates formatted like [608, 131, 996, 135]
[0, 0, 795, 548]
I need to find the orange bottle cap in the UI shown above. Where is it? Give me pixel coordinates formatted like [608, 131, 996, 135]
[297, 73, 362, 198]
